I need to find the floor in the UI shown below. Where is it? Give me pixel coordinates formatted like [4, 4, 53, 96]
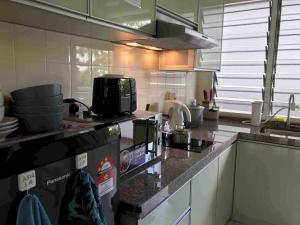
[227, 221, 245, 225]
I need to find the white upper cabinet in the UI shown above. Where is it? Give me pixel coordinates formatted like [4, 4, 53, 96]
[157, 0, 199, 23]
[196, 0, 224, 71]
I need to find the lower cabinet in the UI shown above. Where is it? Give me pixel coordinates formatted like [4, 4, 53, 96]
[177, 211, 191, 225]
[121, 144, 236, 225]
[191, 158, 218, 225]
[234, 141, 300, 225]
[140, 181, 191, 225]
[191, 144, 236, 225]
[216, 144, 236, 225]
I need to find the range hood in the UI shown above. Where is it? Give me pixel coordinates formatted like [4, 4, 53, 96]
[122, 20, 218, 50]
[119, 9, 218, 51]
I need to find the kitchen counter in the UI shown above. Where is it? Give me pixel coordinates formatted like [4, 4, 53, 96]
[0, 110, 157, 149]
[119, 119, 300, 219]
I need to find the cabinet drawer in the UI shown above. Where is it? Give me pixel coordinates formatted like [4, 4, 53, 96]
[91, 0, 156, 34]
[33, 0, 89, 14]
[140, 181, 191, 225]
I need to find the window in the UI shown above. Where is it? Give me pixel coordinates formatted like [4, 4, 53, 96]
[273, 0, 300, 117]
[216, 0, 270, 113]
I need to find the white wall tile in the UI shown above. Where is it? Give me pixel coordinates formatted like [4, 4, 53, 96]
[16, 60, 46, 89]
[72, 92, 92, 106]
[14, 25, 46, 62]
[92, 66, 109, 78]
[92, 49, 109, 66]
[71, 65, 92, 93]
[46, 63, 71, 98]
[0, 22, 14, 60]
[0, 21, 197, 112]
[70, 36, 92, 65]
[0, 59, 16, 95]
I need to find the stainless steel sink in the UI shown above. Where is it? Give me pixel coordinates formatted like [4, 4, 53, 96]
[261, 124, 300, 138]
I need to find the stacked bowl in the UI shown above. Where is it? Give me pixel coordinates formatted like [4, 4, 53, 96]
[0, 91, 18, 141]
[11, 84, 64, 133]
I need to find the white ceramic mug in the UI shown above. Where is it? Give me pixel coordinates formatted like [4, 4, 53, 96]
[251, 101, 263, 126]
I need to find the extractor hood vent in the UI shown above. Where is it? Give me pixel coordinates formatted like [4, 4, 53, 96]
[119, 8, 219, 51]
[129, 20, 218, 50]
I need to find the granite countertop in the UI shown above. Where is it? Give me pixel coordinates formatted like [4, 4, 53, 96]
[119, 119, 300, 219]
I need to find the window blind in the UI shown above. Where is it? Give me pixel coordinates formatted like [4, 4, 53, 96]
[215, 0, 270, 113]
[274, 0, 300, 117]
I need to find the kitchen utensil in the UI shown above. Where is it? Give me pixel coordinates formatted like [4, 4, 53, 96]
[209, 89, 213, 101]
[0, 117, 18, 128]
[12, 94, 63, 107]
[161, 131, 173, 146]
[17, 112, 63, 133]
[203, 90, 208, 102]
[12, 104, 64, 114]
[11, 84, 62, 101]
[172, 127, 192, 145]
[251, 101, 263, 126]
[92, 76, 136, 116]
[189, 105, 205, 128]
[0, 122, 18, 132]
[204, 107, 220, 120]
[133, 116, 162, 156]
[0, 126, 18, 141]
[169, 102, 191, 130]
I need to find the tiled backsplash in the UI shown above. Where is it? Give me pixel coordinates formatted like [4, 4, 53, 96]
[0, 21, 196, 111]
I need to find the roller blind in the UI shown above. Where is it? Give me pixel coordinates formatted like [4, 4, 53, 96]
[216, 0, 270, 113]
[273, 0, 300, 117]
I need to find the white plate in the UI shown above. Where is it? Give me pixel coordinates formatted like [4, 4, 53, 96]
[0, 117, 18, 128]
[0, 123, 18, 131]
[0, 127, 18, 142]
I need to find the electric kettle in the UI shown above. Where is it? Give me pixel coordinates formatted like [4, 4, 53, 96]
[169, 102, 191, 130]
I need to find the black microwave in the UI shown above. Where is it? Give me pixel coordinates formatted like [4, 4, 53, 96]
[92, 76, 137, 116]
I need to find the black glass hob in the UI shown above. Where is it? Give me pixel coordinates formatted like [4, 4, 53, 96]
[162, 138, 214, 153]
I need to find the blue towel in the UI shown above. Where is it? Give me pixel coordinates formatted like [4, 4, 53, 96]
[16, 194, 52, 225]
[65, 170, 106, 225]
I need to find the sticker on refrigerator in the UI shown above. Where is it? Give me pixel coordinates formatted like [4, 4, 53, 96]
[96, 156, 114, 197]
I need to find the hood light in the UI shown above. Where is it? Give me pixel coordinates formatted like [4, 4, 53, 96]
[125, 42, 162, 51]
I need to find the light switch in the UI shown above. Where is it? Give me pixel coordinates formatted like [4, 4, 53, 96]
[18, 170, 36, 192]
[76, 153, 88, 169]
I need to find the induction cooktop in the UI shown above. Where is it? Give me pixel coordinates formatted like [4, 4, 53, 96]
[163, 138, 214, 153]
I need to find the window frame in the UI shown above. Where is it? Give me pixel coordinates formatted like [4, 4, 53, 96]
[218, 0, 300, 121]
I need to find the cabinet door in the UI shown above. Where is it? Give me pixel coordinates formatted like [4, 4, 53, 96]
[234, 141, 300, 225]
[177, 211, 191, 225]
[216, 144, 236, 225]
[196, 0, 224, 71]
[191, 159, 218, 225]
[33, 0, 89, 14]
[91, 0, 156, 35]
[157, 0, 199, 23]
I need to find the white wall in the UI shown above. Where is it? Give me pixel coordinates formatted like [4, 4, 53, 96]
[0, 21, 196, 111]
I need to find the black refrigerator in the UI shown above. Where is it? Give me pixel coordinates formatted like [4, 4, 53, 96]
[0, 124, 120, 225]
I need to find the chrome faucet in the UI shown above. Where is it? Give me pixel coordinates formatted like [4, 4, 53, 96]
[287, 93, 296, 128]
